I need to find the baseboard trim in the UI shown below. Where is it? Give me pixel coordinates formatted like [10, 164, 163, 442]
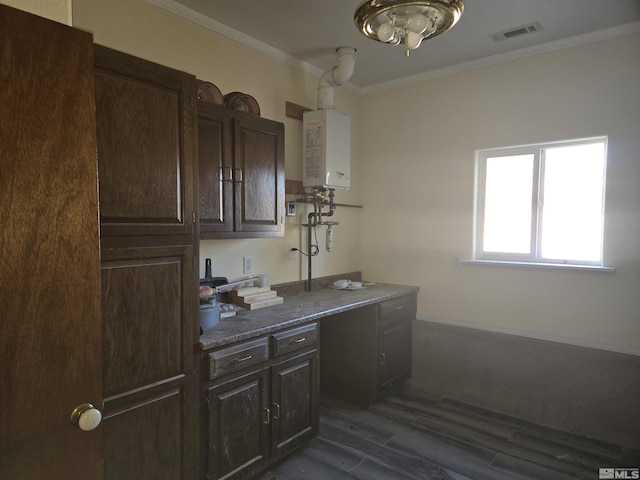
[416, 314, 640, 357]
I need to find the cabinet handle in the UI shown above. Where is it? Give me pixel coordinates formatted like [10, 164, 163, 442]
[291, 337, 306, 344]
[235, 355, 252, 363]
[379, 353, 386, 365]
[263, 408, 270, 425]
[395, 305, 404, 310]
[221, 166, 233, 182]
[234, 168, 243, 182]
[273, 403, 280, 420]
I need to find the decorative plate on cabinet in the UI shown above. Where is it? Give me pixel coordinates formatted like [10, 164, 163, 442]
[223, 91, 260, 116]
[196, 81, 223, 105]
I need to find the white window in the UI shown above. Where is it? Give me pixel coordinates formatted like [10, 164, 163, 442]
[474, 137, 607, 266]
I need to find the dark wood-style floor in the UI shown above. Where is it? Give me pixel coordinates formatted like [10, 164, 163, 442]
[259, 389, 640, 480]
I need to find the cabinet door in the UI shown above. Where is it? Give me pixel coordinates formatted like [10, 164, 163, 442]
[94, 45, 197, 236]
[271, 351, 319, 460]
[198, 102, 233, 234]
[207, 367, 270, 480]
[0, 6, 102, 479]
[233, 115, 285, 236]
[378, 294, 415, 392]
[100, 243, 197, 480]
[378, 319, 412, 389]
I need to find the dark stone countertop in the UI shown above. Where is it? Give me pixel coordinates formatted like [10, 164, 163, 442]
[198, 282, 419, 351]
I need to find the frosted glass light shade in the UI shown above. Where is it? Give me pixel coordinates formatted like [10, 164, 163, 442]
[407, 14, 428, 33]
[407, 31, 424, 49]
[376, 22, 395, 42]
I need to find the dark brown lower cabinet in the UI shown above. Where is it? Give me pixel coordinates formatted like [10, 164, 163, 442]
[101, 241, 198, 480]
[207, 367, 271, 480]
[203, 324, 319, 480]
[378, 319, 413, 388]
[378, 295, 415, 390]
[271, 351, 319, 460]
[320, 293, 416, 407]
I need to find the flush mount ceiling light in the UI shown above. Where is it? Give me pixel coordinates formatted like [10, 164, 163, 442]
[354, 0, 464, 57]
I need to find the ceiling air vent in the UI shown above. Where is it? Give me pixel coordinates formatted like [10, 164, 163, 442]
[491, 22, 542, 42]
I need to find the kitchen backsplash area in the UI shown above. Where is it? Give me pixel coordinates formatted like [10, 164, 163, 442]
[199, 204, 362, 286]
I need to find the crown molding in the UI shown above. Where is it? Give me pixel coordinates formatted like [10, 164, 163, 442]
[147, 0, 360, 93]
[361, 21, 640, 94]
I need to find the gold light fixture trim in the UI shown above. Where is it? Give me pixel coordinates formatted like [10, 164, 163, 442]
[354, 0, 464, 57]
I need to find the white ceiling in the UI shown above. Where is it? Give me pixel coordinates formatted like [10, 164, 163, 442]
[152, 0, 640, 92]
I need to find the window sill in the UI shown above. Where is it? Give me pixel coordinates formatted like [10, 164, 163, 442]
[459, 259, 616, 274]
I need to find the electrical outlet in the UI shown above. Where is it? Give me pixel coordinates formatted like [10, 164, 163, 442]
[243, 256, 253, 274]
[286, 201, 296, 216]
[288, 244, 296, 260]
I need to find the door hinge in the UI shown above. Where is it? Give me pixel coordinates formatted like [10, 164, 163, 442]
[192, 211, 196, 223]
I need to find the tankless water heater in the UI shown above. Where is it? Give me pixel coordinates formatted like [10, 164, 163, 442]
[303, 108, 350, 190]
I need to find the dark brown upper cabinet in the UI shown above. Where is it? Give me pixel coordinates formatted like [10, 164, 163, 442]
[197, 103, 233, 233]
[94, 45, 197, 237]
[197, 101, 285, 239]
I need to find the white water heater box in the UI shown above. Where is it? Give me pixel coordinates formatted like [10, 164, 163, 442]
[303, 108, 350, 189]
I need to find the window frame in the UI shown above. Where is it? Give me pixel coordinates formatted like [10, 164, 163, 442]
[474, 137, 608, 267]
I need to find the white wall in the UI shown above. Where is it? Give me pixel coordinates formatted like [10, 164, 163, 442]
[71, 0, 640, 353]
[3, 0, 71, 24]
[358, 33, 640, 353]
[72, 0, 362, 285]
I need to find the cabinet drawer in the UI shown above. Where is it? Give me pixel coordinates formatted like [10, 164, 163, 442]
[208, 337, 269, 379]
[379, 295, 415, 323]
[271, 323, 318, 358]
